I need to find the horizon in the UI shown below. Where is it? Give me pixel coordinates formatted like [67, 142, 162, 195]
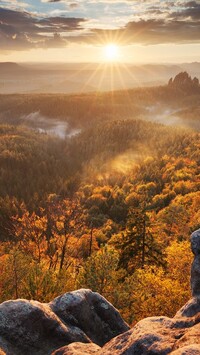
[1, 60, 200, 66]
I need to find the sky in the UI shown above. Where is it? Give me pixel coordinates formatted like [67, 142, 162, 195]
[0, 0, 200, 63]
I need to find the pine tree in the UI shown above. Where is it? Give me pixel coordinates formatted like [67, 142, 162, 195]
[113, 207, 163, 274]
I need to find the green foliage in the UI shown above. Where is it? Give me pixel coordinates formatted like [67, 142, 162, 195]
[112, 208, 164, 274]
[77, 246, 121, 295]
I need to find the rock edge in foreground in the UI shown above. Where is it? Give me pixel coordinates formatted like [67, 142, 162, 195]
[0, 289, 129, 355]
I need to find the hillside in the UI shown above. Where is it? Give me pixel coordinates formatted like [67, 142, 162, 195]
[0, 75, 199, 328]
[0, 74, 199, 131]
[0, 62, 26, 72]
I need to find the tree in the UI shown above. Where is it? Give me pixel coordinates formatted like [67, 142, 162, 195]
[77, 246, 122, 296]
[111, 207, 163, 274]
[126, 266, 190, 323]
[13, 211, 48, 264]
[43, 196, 83, 272]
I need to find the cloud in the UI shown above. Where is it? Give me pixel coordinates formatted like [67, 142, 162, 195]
[124, 18, 200, 44]
[184, 1, 199, 7]
[169, 1, 200, 20]
[0, 7, 86, 50]
[0, 0, 200, 51]
[0, 0, 30, 9]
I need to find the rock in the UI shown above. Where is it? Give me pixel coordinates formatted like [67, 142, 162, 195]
[1, 292, 200, 355]
[0, 299, 90, 355]
[173, 324, 200, 351]
[168, 72, 200, 92]
[191, 229, 200, 297]
[98, 316, 178, 354]
[191, 229, 200, 257]
[50, 289, 129, 346]
[0, 289, 128, 355]
[175, 297, 200, 320]
[98, 295, 200, 355]
[52, 342, 100, 355]
[171, 345, 200, 354]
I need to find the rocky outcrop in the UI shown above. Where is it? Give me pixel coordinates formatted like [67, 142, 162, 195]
[50, 289, 129, 347]
[0, 298, 90, 355]
[168, 72, 200, 92]
[191, 229, 200, 297]
[0, 289, 129, 355]
[1, 296, 200, 355]
[96, 298, 200, 354]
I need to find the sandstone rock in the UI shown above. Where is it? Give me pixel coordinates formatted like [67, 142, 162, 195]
[173, 324, 200, 351]
[0, 293, 200, 355]
[171, 345, 200, 354]
[0, 289, 128, 355]
[175, 297, 200, 321]
[0, 299, 90, 355]
[52, 342, 100, 355]
[191, 229, 200, 297]
[50, 289, 129, 346]
[97, 300, 200, 355]
[98, 316, 178, 354]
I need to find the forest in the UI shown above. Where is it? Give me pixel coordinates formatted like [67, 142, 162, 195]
[0, 73, 199, 325]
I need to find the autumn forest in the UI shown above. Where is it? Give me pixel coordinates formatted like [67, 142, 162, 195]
[0, 72, 200, 325]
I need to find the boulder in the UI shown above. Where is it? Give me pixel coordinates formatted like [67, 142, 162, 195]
[0, 299, 90, 355]
[50, 289, 129, 346]
[174, 297, 200, 320]
[1, 292, 200, 355]
[0, 289, 129, 355]
[98, 316, 178, 354]
[52, 342, 100, 355]
[97, 296, 200, 355]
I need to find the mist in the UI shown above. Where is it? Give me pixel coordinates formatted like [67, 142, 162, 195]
[21, 112, 81, 139]
[144, 105, 199, 131]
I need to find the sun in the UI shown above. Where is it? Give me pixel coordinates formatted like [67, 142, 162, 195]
[104, 44, 120, 61]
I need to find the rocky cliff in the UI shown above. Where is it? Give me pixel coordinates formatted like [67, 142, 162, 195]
[0, 229, 200, 355]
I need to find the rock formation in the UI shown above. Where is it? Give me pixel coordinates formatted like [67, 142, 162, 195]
[1, 229, 200, 354]
[191, 228, 200, 297]
[0, 290, 129, 355]
[168, 72, 200, 91]
[50, 289, 129, 347]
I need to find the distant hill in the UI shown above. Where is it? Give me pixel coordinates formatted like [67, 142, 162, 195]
[0, 62, 26, 72]
[182, 62, 200, 75]
[0, 61, 200, 94]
